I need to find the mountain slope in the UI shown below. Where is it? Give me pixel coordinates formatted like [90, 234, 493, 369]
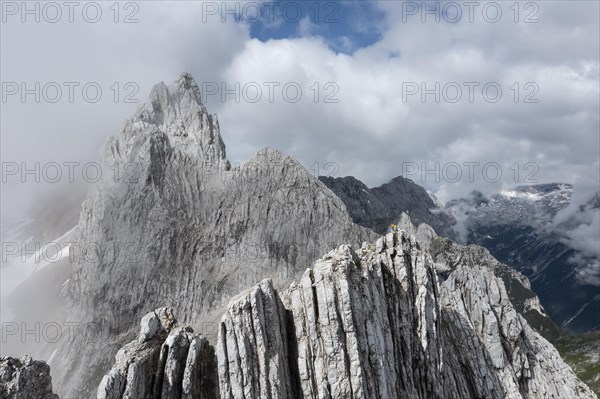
[555, 331, 600, 395]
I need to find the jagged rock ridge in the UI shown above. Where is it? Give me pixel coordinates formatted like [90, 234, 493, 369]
[321, 174, 596, 335]
[391, 213, 563, 341]
[100, 230, 596, 399]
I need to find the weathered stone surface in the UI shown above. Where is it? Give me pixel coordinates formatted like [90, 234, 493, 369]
[217, 280, 293, 399]
[426, 223, 565, 341]
[0, 356, 59, 399]
[392, 212, 563, 341]
[97, 308, 218, 399]
[138, 307, 176, 344]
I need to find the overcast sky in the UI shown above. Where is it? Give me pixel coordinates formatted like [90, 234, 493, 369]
[1, 0, 599, 223]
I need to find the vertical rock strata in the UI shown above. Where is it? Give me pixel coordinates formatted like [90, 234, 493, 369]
[217, 231, 594, 398]
[97, 307, 218, 399]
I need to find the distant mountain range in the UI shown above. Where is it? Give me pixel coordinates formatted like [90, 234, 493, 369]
[447, 184, 600, 333]
[319, 175, 456, 237]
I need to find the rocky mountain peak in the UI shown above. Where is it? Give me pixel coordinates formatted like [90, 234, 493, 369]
[247, 146, 289, 163]
[121, 73, 228, 164]
[45, 75, 376, 397]
[135, 73, 205, 125]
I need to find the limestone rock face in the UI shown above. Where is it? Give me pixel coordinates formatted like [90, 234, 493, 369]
[218, 238, 444, 399]
[217, 280, 293, 399]
[47, 73, 375, 398]
[101, 231, 595, 399]
[0, 356, 59, 399]
[427, 230, 564, 341]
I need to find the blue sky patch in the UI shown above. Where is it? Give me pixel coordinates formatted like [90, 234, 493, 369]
[240, 0, 386, 54]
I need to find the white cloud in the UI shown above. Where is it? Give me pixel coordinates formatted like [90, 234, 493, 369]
[1, 0, 599, 224]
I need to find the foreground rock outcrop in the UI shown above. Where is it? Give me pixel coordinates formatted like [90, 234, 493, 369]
[100, 231, 596, 399]
[97, 307, 218, 399]
[0, 356, 59, 399]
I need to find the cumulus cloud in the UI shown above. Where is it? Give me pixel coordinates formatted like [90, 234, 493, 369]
[211, 1, 599, 201]
[1, 0, 598, 225]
